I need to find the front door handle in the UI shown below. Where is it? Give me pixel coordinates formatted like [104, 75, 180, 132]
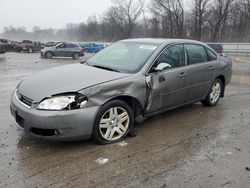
[209, 66, 215, 70]
[179, 72, 187, 78]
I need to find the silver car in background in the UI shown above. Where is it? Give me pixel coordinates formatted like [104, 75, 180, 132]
[10, 38, 232, 144]
[41, 43, 84, 59]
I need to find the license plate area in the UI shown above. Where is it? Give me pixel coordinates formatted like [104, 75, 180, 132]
[10, 106, 16, 118]
[10, 106, 25, 128]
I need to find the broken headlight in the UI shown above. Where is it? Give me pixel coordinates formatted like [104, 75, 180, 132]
[37, 94, 87, 110]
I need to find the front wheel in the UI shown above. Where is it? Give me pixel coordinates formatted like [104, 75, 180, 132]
[201, 79, 222, 106]
[45, 51, 53, 59]
[73, 53, 80, 60]
[92, 100, 134, 145]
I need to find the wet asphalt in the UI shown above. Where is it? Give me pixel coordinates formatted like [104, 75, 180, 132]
[0, 52, 250, 188]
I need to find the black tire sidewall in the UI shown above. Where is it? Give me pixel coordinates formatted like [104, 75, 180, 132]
[73, 53, 79, 59]
[92, 100, 134, 145]
[45, 52, 52, 59]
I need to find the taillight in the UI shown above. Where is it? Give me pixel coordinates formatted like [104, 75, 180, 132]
[80, 48, 84, 52]
[220, 48, 224, 54]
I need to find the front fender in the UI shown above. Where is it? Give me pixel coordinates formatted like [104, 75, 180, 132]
[79, 74, 147, 109]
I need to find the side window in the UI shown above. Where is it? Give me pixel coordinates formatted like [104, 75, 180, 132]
[151, 44, 185, 72]
[186, 44, 208, 65]
[59, 44, 65, 48]
[65, 44, 73, 48]
[207, 48, 217, 61]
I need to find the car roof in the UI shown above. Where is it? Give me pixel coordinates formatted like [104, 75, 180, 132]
[207, 43, 223, 47]
[120, 38, 205, 45]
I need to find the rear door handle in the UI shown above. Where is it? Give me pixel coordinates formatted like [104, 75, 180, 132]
[179, 72, 187, 78]
[209, 66, 215, 70]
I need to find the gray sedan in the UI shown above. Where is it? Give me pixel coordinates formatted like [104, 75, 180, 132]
[10, 39, 232, 144]
[41, 43, 84, 59]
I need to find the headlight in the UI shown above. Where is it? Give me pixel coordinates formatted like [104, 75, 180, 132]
[37, 94, 87, 110]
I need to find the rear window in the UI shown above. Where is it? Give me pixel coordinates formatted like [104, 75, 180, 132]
[206, 48, 217, 61]
[65, 44, 77, 48]
[207, 44, 223, 53]
[185, 44, 208, 65]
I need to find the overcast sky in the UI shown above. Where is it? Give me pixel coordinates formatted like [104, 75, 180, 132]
[0, 0, 191, 33]
[0, 0, 113, 32]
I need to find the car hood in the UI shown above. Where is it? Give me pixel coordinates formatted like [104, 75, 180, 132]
[42, 47, 53, 51]
[18, 64, 130, 102]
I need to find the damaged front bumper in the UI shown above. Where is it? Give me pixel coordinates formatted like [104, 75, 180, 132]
[10, 92, 99, 141]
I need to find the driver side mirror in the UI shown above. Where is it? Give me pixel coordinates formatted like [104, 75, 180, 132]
[154, 63, 171, 72]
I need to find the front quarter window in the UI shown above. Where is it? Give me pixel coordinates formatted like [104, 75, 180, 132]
[86, 42, 158, 73]
[150, 44, 185, 73]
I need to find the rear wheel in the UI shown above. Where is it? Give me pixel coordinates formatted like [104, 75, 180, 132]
[201, 79, 222, 106]
[73, 53, 80, 60]
[28, 48, 33, 53]
[92, 100, 134, 145]
[45, 51, 53, 59]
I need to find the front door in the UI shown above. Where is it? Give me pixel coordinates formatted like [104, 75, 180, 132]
[146, 44, 188, 113]
[54, 44, 66, 57]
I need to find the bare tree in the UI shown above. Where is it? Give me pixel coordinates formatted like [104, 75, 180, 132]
[104, 0, 145, 39]
[191, 0, 209, 40]
[206, 0, 235, 41]
[243, 0, 250, 40]
[2, 0, 250, 42]
[151, 0, 185, 38]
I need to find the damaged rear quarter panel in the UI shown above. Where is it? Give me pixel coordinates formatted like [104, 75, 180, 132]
[78, 73, 147, 109]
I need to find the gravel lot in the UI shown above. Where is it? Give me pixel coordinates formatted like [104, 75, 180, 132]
[0, 52, 250, 188]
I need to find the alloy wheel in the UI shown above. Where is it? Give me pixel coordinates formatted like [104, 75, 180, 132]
[210, 81, 221, 104]
[99, 107, 129, 141]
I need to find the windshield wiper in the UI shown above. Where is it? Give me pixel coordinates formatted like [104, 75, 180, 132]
[91, 65, 120, 73]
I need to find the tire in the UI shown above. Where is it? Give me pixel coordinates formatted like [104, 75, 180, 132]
[201, 79, 222, 106]
[45, 51, 53, 59]
[92, 100, 134, 145]
[73, 53, 80, 60]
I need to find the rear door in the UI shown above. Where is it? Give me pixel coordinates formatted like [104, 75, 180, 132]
[184, 44, 217, 102]
[146, 44, 188, 113]
[64, 44, 75, 57]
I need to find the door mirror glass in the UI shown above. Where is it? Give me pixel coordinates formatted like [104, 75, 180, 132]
[154, 63, 171, 71]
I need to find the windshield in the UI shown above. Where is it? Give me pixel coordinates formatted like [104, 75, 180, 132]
[86, 42, 159, 73]
[55, 43, 63, 48]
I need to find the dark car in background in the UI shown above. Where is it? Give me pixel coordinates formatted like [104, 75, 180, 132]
[207, 43, 225, 56]
[0, 39, 15, 51]
[13, 41, 23, 52]
[0, 41, 6, 55]
[41, 43, 84, 59]
[19, 40, 42, 53]
[43, 42, 56, 48]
